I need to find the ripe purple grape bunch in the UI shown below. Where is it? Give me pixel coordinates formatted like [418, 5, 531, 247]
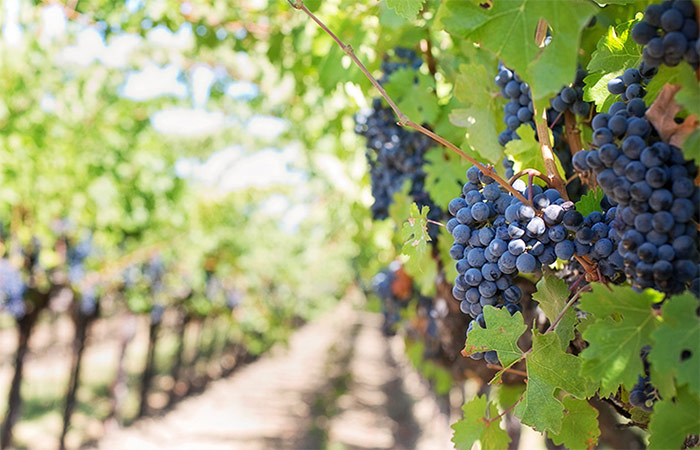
[632, 0, 699, 69]
[446, 166, 590, 360]
[572, 68, 700, 295]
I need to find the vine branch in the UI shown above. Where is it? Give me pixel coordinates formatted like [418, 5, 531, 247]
[287, 0, 532, 206]
[486, 363, 527, 378]
[564, 110, 584, 155]
[534, 107, 569, 200]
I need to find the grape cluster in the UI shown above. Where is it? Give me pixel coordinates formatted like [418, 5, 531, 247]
[495, 65, 587, 199]
[0, 259, 26, 319]
[605, 65, 656, 103]
[380, 47, 423, 81]
[447, 167, 588, 359]
[570, 206, 626, 282]
[495, 65, 592, 147]
[549, 68, 591, 118]
[629, 347, 658, 411]
[495, 65, 534, 146]
[355, 49, 442, 229]
[630, 375, 657, 411]
[572, 86, 699, 294]
[632, 0, 699, 69]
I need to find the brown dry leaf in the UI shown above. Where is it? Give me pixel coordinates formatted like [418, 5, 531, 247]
[645, 83, 699, 147]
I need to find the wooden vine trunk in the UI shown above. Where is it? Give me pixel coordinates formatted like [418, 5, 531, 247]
[137, 317, 160, 418]
[167, 312, 190, 407]
[59, 311, 91, 450]
[0, 312, 38, 449]
[106, 314, 136, 428]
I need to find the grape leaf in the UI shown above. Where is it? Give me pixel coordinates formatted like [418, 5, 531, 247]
[401, 203, 437, 295]
[438, 0, 596, 101]
[495, 383, 526, 411]
[424, 149, 465, 208]
[451, 395, 511, 450]
[451, 63, 504, 164]
[386, 0, 426, 21]
[548, 396, 600, 450]
[388, 180, 413, 231]
[515, 330, 594, 434]
[587, 17, 641, 74]
[384, 68, 439, 125]
[583, 71, 621, 113]
[504, 125, 565, 180]
[401, 203, 431, 258]
[578, 285, 662, 396]
[464, 306, 526, 367]
[675, 63, 700, 118]
[683, 129, 699, 162]
[532, 275, 576, 348]
[649, 293, 700, 395]
[647, 386, 700, 450]
[575, 187, 604, 216]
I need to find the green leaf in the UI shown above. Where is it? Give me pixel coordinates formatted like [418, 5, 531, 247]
[579, 285, 662, 396]
[495, 383, 526, 411]
[583, 71, 621, 113]
[451, 395, 511, 450]
[675, 64, 700, 118]
[439, 0, 596, 101]
[401, 203, 431, 262]
[647, 386, 700, 450]
[450, 63, 504, 164]
[532, 275, 576, 348]
[683, 129, 700, 162]
[504, 125, 565, 180]
[389, 181, 413, 230]
[515, 330, 595, 434]
[400, 203, 437, 295]
[548, 396, 600, 450]
[649, 293, 700, 395]
[587, 17, 642, 74]
[424, 149, 465, 208]
[384, 68, 439, 125]
[386, 0, 426, 21]
[464, 306, 526, 367]
[575, 187, 605, 216]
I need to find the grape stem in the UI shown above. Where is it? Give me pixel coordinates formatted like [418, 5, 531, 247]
[427, 219, 445, 228]
[564, 110, 584, 155]
[508, 168, 550, 187]
[486, 394, 525, 424]
[486, 363, 527, 378]
[286, 0, 533, 206]
[534, 107, 569, 200]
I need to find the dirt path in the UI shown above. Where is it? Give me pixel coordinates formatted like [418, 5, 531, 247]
[96, 302, 454, 450]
